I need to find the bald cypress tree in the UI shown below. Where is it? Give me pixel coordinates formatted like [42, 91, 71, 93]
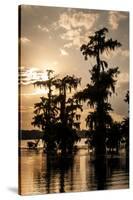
[32, 70, 59, 152]
[75, 28, 121, 155]
[54, 75, 82, 153]
[32, 71, 82, 153]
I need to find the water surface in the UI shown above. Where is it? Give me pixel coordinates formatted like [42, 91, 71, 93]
[19, 140, 129, 195]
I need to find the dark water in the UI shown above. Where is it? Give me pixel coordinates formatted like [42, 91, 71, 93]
[19, 145, 129, 195]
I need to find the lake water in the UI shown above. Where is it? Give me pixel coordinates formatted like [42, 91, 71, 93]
[19, 139, 129, 195]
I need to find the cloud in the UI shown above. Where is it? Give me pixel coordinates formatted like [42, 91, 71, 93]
[60, 48, 69, 56]
[61, 28, 82, 47]
[64, 43, 73, 48]
[37, 24, 49, 32]
[116, 72, 129, 90]
[20, 37, 31, 44]
[109, 11, 128, 30]
[103, 48, 129, 60]
[19, 67, 48, 85]
[20, 63, 59, 85]
[56, 10, 99, 48]
[61, 28, 92, 48]
[58, 11, 99, 30]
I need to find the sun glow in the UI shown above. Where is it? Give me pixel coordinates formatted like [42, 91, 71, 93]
[34, 87, 48, 95]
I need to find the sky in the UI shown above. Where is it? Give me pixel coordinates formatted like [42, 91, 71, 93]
[19, 5, 129, 130]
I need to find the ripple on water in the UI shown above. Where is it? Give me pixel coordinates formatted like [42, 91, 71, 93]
[19, 148, 129, 195]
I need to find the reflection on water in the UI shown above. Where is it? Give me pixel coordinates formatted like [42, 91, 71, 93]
[19, 141, 129, 195]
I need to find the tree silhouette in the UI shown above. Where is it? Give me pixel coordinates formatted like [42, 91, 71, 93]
[121, 90, 129, 155]
[66, 97, 82, 130]
[54, 75, 81, 125]
[32, 70, 59, 152]
[32, 72, 82, 153]
[75, 28, 121, 155]
[53, 75, 82, 153]
[106, 121, 122, 153]
[124, 90, 129, 105]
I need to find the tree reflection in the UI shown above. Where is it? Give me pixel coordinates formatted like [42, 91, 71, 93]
[45, 153, 74, 193]
[22, 148, 129, 195]
[93, 156, 107, 190]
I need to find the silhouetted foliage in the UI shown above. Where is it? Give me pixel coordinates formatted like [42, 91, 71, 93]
[32, 71, 82, 153]
[54, 75, 81, 125]
[121, 90, 129, 155]
[75, 27, 121, 155]
[106, 122, 122, 153]
[80, 28, 121, 61]
[124, 90, 129, 104]
[31, 28, 127, 157]
[53, 75, 82, 153]
[32, 70, 59, 152]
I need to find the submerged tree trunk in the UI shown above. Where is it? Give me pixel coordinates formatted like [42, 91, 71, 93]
[95, 129, 106, 156]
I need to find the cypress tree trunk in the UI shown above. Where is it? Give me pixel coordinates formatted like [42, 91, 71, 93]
[95, 102, 106, 156]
